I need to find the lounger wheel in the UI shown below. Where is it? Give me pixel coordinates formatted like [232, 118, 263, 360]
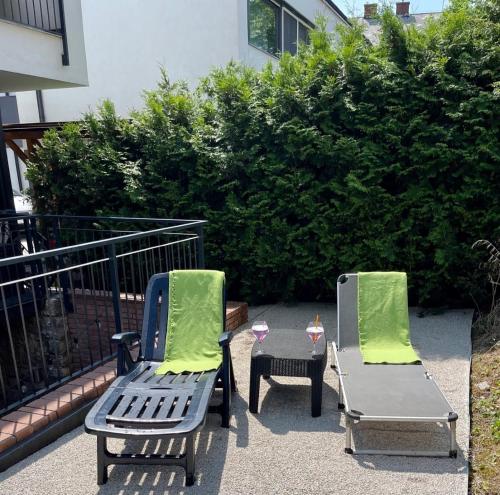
[186, 474, 195, 486]
[338, 403, 345, 410]
[449, 450, 457, 458]
[344, 448, 353, 454]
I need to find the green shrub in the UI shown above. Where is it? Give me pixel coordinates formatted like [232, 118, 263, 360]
[27, 1, 500, 306]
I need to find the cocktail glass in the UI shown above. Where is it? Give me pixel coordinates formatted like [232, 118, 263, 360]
[306, 320, 324, 355]
[252, 320, 269, 355]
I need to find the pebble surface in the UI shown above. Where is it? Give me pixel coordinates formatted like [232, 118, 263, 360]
[0, 304, 472, 495]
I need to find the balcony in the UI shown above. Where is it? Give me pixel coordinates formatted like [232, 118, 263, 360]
[0, 0, 87, 91]
[0, 0, 63, 34]
[0, 0, 68, 64]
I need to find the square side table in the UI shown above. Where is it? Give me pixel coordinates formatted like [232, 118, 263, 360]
[249, 328, 327, 417]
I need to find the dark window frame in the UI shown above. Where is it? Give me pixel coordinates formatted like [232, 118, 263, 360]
[247, 0, 314, 58]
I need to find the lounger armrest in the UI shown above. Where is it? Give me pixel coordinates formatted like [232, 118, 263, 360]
[111, 332, 142, 376]
[111, 332, 141, 345]
[219, 331, 233, 347]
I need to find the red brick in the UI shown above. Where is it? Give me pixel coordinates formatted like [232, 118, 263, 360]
[19, 406, 58, 423]
[25, 397, 72, 418]
[0, 432, 16, 452]
[65, 378, 98, 399]
[0, 420, 33, 441]
[96, 381, 110, 395]
[2, 410, 49, 432]
[80, 371, 107, 383]
[56, 384, 83, 397]
[44, 389, 85, 409]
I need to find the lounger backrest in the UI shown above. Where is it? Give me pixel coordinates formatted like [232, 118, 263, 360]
[139, 272, 226, 362]
[337, 273, 359, 349]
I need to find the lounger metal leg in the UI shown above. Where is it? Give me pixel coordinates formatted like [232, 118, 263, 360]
[449, 421, 457, 458]
[97, 436, 108, 485]
[229, 352, 237, 393]
[221, 360, 231, 428]
[185, 435, 196, 486]
[338, 376, 345, 410]
[345, 417, 353, 454]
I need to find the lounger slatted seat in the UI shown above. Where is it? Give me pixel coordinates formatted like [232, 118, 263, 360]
[85, 271, 235, 486]
[333, 273, 458, 457]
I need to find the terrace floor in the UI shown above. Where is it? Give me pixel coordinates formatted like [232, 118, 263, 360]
[0, 304, 472, 495]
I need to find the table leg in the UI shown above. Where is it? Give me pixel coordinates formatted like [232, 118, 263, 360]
[311, 374, 323, 417]
[249, 361, 260, 414]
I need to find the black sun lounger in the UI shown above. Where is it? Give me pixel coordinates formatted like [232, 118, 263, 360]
[85, 272, 236, 486]
[333, 274, 458, 457]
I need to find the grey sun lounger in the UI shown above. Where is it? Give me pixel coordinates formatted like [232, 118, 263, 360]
[333, 273, 458, 457]
[85, 272, 236, 486]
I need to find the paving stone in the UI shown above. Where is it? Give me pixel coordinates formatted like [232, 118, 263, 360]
[0, 432, 16, 452]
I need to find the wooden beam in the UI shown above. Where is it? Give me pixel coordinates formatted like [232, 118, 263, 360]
[5, 139, 29, 163]
[3, 129, 46, 141]
[26, 139, 41, 157]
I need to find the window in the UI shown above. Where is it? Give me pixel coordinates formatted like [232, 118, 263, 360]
[248, 0, 280, 56]
[283, 9, 310, 55]
[248, 0, 312, 57]
[283, 11, 298, 55]
[298, 23, 310, 45]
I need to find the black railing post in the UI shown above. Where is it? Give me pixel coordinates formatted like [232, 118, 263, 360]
[58, 0, 70, 65]
[107, 243, 122, 334]
[195, 224, 205, 268]
[0, 108, 15, 213]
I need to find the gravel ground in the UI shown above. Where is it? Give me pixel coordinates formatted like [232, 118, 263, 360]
[0, 304, 472, 495]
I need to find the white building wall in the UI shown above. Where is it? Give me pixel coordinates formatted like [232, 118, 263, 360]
[36, 0, 240, 121]
[289, 0, 346, 32]
[15, 92, 40, 123]
[17, 0, 348, 122]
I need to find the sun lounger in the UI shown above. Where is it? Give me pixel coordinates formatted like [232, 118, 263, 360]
[85, 270, 235, 486]
[333, 273, 458, 457]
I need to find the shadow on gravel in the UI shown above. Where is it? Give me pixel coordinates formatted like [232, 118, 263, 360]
[349, 421, 464, 475]
[253, 379, 343, 435]
[0, 427, 83, 481]
[93, 393, 249, 495]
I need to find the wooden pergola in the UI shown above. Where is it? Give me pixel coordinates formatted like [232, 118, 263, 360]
[3, 122, 65, 162]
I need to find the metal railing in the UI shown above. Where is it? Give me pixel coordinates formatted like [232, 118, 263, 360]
[0, 214, 206, 415]
[0, 0, 69, 64]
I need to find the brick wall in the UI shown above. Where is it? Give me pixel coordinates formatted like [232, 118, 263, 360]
[66, 291, 247, 372]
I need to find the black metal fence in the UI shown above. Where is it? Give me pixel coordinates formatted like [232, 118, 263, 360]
[0, 214, 206, 415]
[0, 0, 61, 32]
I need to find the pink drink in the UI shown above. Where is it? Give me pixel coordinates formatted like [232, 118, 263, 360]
[253, 325, 269, 343]
[307, 329, 323, 344]
[306, 322, 324, 350]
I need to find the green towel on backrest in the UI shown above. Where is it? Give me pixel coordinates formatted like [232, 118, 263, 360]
[155, 270, 225, 375]
[358, 272, 420, 364]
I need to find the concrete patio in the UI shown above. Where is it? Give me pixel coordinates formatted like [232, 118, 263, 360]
[0, 303, 472, 495]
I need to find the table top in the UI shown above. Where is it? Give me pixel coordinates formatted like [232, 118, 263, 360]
[251, 328, 326, 361]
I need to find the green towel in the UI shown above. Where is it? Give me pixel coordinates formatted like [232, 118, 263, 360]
[155, 270, 225, 375]
[358, 272, 420, 364]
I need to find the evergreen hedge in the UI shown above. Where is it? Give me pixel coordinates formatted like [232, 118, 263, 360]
[27, 1, 500, 306]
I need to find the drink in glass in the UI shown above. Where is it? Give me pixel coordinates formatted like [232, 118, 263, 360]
[252, 321, 269, 355]
[307, 317, 324, 355]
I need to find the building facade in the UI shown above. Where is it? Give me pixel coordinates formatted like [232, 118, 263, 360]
[0, 0, 88, 209]
[14, 0, 349, 122]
